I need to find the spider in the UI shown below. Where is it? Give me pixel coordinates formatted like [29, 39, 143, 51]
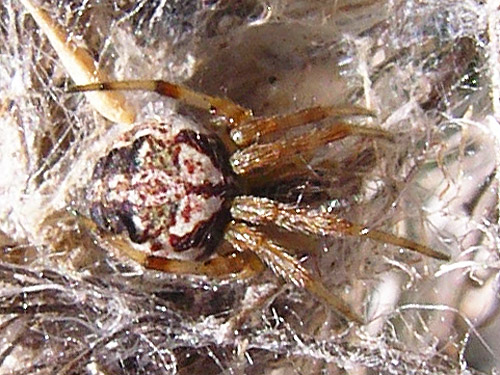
[70, 79, 450, 324]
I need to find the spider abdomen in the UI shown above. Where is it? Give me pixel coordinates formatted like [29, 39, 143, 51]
[86, 118, 233, 258]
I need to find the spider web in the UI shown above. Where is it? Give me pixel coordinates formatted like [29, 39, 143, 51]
[0, 0, 499, 374]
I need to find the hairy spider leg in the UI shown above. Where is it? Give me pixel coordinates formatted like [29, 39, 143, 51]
[68, 80, 253, 126]
[230, 121, 392, 175]
[225, 221, 364, 323]
[69, 81, 386, 174]
[230, 105, 376, 147]
[78, 209, 362, 322]
[112, 219, 364, 323]
[231, 196, 451, 261]
[68, 80, 374, 144]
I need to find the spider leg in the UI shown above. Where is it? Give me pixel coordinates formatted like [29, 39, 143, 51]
[144, 251, 265, 278]
[225, 221, 364, 323]
[68, 80, 253, 125]
[76, 213, 265, 277]
[230, 105, 375, 147]
[230, 121, 392, 175]
[109, 234, 265, 278]
[231, 196, 451, 261]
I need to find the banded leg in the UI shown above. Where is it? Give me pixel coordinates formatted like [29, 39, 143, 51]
[230, 122, 392, 175]
[77, 213, 265, 278]
[225, 221, 364, 323]
[68, 80, 253, 125]
[107, 234, 265, 278]
[69, 80, 381, 168]
[144, 251, 265, 278]
[230, 105, 375, 147]
[231, 196, 451, 261]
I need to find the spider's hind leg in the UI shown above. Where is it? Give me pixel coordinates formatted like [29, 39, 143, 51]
[224, 221, 365, 323]
[231, 196, 451, 261]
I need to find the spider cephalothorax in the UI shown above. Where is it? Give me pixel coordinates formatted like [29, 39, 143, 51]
[72, 79, 450, 323]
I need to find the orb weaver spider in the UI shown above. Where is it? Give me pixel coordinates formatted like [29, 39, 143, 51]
[70, 79, 450, 324]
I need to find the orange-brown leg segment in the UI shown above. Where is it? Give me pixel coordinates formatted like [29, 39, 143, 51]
[75, 209, 266, 279]
[68, 80, 253, 125]
[103, 233, 265, 278]
[230, 105, 376, 147]
[231, 196, 451, 261]
[224, 221, 364, 323]
[230, 122, 392, 175]
[144, 251, 265, 278]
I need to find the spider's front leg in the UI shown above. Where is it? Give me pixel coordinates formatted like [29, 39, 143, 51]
[68, 80, 253, 126]
[230, 121, 392, 175]
[224, 221, 365, 323]
[69, 80, 384, 173]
